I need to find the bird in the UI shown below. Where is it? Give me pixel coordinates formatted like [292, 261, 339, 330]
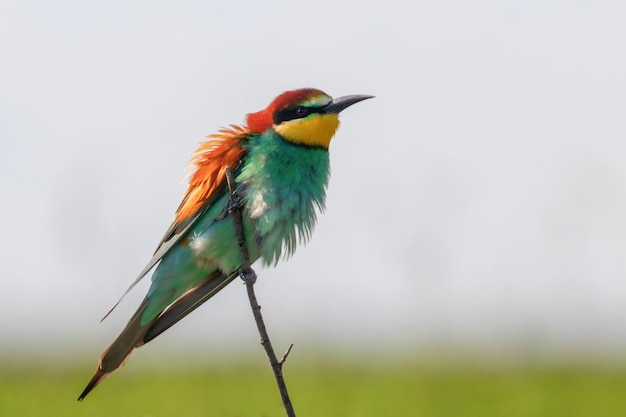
[77, 88, 373, 400]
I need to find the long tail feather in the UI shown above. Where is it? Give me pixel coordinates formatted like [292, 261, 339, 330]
[78, 299, 152, 400]
[77, 367, 108, 401]
[79, 271, 238, 400]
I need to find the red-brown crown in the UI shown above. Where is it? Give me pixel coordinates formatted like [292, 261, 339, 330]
[246, 88, 329, 133]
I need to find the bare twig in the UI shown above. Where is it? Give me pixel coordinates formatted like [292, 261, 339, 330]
[225, 167, 296, 417]
[280, 343, 295, 365]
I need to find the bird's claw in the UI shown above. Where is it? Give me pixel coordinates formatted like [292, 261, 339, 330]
[227, 191, 241, 214]
[239, 266, 257, 284]
[215, 189, 241, 221]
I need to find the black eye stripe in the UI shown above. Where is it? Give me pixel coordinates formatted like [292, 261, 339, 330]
[273, 105, 324, 125]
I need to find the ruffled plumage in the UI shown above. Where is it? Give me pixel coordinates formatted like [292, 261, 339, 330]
[169, 124, 249, 240]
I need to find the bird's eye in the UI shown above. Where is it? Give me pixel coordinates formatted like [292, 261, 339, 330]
[273, 105, 315, 124]
[295, 106, 308, 116]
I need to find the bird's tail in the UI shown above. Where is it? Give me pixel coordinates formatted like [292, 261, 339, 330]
[77, 297, 152, 401]
[78, 368, 109, 401]
[78, 271, 237, 401]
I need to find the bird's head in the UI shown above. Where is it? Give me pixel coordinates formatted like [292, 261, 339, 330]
[247, 88, 373, 149]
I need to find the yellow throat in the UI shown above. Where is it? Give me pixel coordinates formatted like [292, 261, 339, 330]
[273, 113, 340, 149]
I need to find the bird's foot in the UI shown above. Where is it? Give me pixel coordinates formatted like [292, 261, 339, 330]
[227, 190, 242, 213]
[239, 266, 257, 284]
[215, 186, 241, 221]
[224, 166, 242, 212]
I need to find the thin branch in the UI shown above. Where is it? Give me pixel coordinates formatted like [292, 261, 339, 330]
[225, 167, 296, 417]
[279, 343, 295, 365]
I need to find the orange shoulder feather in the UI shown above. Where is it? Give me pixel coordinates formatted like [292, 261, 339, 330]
[174, 124, 248, 225]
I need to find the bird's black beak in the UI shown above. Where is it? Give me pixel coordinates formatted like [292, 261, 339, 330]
[321, 94, 374, 114]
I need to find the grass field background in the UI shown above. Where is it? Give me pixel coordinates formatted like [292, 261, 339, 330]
[2, 354, 625, 417]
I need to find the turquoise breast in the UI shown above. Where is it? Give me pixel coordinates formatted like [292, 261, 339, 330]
[237, 129, 330, 266]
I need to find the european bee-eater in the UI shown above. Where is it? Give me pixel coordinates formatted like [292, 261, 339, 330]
[78, 88, 373, 400]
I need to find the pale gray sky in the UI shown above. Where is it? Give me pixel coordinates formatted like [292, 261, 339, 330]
[1, 0, 625, 358]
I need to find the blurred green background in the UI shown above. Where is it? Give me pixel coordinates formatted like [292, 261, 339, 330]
[3, 355, 626, 417]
